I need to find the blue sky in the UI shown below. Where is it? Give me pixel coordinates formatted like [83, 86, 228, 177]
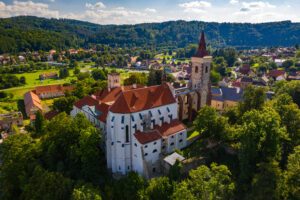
[0, 0, 299, 24]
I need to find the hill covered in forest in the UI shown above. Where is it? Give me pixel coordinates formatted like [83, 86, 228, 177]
[1, 16, 300, 53]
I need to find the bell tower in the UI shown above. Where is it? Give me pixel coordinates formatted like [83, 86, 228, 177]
[190, 29, 212, 106]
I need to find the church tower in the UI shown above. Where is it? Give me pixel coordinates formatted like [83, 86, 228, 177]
[190, 30, 212, 106]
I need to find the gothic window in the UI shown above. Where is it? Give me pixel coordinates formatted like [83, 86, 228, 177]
[195, 66, 198, 73]
[125, 125, 129, 142]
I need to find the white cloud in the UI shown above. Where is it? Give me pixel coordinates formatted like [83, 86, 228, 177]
[179, 1, 211, 14]
[179, 1, 211, 8]
[145, 8, 156, 13]
[230, 0, 238, 5]
[240, 1, 276, 12]
[49, 0, 55, 2]
[85, 2, 106, 10]
[0, 1, 59, 18]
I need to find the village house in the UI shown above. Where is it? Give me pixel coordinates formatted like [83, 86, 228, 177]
[35, 84, 74, 99]
[39, 72, 58, 80]
[24, 91, 43, 120]
[211, 87, 243, 111]
[266, 70, 287, 81]
[239, 64, 256, 76]
[0, 112, 23, 131]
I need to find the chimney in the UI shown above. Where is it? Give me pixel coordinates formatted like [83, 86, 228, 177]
[133, 84, 137, 89]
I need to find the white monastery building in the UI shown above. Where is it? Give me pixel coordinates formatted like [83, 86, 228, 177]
[71, 30, 212, 178]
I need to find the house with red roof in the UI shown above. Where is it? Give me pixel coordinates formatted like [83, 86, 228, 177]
[24, 91, 43, 119]
[71, 73, 187, 178]
[266, 70, 287, 81]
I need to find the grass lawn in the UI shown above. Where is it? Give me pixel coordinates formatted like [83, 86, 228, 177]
[14, 68, 78, 88]
[187, 130, 199, 140]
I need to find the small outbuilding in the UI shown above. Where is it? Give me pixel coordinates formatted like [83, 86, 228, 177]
[163, 152, 185, 175]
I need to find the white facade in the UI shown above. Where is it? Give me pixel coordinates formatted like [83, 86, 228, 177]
[106, 103, 187, 176]
[71, 95, 187, 178]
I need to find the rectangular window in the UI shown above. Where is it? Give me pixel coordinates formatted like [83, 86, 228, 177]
[126, 125, 129, 142]
[121, 116, 125, 124]
[151, 119, 155, 125]
[139, 113, 143, 120]
[131, 115, 135, 122]
[160, 117, 164, 123]
[158, 109, 161, 115]
[167, 107, 170, 112]
[111, 116, 115, 122]
[149, 111, 152, 117]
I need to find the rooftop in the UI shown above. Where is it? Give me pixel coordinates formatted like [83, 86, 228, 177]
[163, 152, 185, 166]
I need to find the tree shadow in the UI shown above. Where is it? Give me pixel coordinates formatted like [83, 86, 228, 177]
[17, 99, 28, 119]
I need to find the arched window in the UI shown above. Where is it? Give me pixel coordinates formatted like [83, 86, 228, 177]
[195, 66, 198, 73]
[153, 149, 157, 153]
[205, 66, 208, 73]
[125, 125, 129, 142]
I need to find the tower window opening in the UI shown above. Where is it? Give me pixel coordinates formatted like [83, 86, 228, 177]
[195, 66, 198, 73]
[205, 66, 208, 73]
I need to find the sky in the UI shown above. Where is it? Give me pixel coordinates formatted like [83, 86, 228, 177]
[0, 0, 300, 25]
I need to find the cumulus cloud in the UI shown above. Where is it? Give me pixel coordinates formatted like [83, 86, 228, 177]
[145, 8, 156, 13]
[240, 1, 276, 12]
[85, 2, 106, 10]
[0, 1, 59, 18]
[230, 0, 238, 5]
[179, 1, 211, 13]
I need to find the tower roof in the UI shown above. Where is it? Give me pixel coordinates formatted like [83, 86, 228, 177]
[193, 30, 209, 58]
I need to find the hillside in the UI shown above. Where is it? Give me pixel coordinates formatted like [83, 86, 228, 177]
[1, 16, 300, 53]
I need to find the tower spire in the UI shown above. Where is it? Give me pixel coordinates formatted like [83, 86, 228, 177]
[193, 29, 209, 58]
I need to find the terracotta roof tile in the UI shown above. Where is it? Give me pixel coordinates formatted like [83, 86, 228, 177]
[24, 91, 43, 115]
[44, 111, 60, 120]
[73, 95, 99, 109]
[134, 130, 162, 145]
[154, 119, 186, 137]
[35, 84, 62, 94]
[96, 103, 110, 122]
[267, 70, 286, 78]
[110, 83, 176, 113]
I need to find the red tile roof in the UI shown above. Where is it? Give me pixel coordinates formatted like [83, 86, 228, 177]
[62, 85, 74, 93]
[134, 119, 186, 144]
[35, 84, 62, 94]
[44, 111, 60, 120]
[73, 95, 99, 109]
[94, 85, 144, 104]
[24, 91, 43, 115]
[110, 83, 176, 113]
[154, 119, 186, 137]
[96, 103, 110, 122]
[266, 70, 286, 78]
[134, 130, 162, 145]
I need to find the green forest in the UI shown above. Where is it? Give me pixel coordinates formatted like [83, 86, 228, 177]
[1, 16, 300, 53]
